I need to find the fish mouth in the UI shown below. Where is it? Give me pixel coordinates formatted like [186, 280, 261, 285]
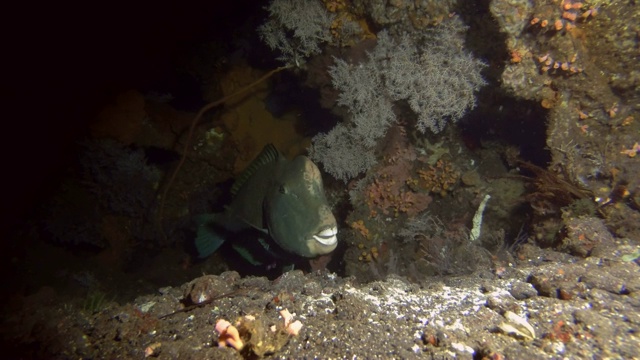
[312, 227, 338, 246]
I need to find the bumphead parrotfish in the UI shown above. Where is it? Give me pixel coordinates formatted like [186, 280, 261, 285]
[195, 144, 338, 267]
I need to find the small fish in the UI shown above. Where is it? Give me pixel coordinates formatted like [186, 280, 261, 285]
[195, 144, 338, 267]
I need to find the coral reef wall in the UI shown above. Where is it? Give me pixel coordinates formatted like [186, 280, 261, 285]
[254, 0, 640, 280]
[491, 0, 640, 238]
[11, 0, 640, 286]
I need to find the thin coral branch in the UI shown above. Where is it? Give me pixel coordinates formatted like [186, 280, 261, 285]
[155, 65, 291, 240]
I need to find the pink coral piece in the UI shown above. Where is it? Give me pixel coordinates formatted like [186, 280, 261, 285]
[279, 308, 303, 336]
[286, 320, 303, 336]
[279, 309, 294, 328]
[215, 319, 244, 350]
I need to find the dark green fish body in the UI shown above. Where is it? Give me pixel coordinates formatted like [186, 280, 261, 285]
[195, 144, 338, 266]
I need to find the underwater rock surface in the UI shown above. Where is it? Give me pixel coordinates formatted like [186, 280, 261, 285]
[3, 240, 639, 359]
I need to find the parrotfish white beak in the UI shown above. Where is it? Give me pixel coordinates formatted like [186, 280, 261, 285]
[313, 227, 338, 246]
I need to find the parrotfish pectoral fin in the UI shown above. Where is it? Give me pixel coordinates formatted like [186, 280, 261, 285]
[195, 214, 226, 258]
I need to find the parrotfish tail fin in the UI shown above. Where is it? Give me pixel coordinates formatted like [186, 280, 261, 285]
[195, 214, 226, 258]
[231, 244, 263, 266]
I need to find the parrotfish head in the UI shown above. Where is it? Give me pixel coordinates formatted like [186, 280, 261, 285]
[265, 156, 338, 258]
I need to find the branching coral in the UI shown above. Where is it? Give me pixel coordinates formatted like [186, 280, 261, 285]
[156, 66, 290, 241]
[413, 157, 460, 197]
[518, 161, 593, 216]
[353, 126, 435, 218]
[364, 168, 432, 218]
[350, 219, 370, 239]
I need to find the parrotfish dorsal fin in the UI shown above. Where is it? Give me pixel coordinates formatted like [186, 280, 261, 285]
[231, 144, 280, 197]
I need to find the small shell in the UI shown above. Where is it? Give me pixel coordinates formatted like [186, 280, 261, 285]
[144, 343, 162, 358]
[498, 311, 536, 340]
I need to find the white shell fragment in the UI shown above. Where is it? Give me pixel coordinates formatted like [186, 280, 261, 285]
[498, 311, 536, 340]
[139, 301, 156, 313]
